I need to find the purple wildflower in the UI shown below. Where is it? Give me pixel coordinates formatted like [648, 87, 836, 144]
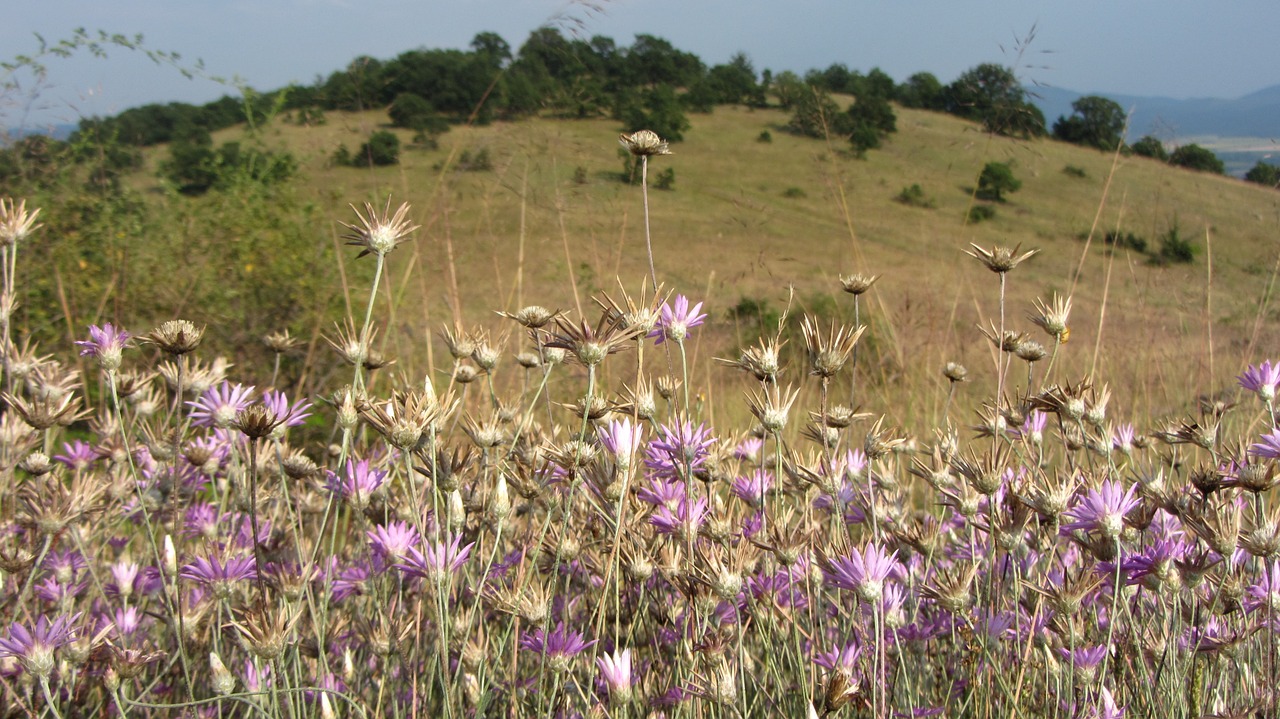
[595, 647, 634, 705]
[325, 459, 388, 511]
[1061, 480, 1140, 540]
[637, 476, 686, 509]
[598, 417, 644, 468]
[822, 542, 901, 603]
[730, 469, 773, 510]
[647, 294, 707, 345]
[180, 554, 258, 599]
[733, 436, 764, 462]
[366, 521, 422, 568]
[520, 622, 596, 673]
[0, 614, 80, 677]
[1111, 423, 1136, 454]
[395, 532, 473, 587]
[75, 323, 130, 371]
[188, 381, 256, 429]
[813, 640, 862, 673]
[329, 565, 370, 602]
[1247, 559, 1280, 614]
[53, 440, 98, 471]
[262, 389, 313, 437]
[1250, 428, 1280, 460]
[645, 420, 716, 480]
[1058, 645, 1108, 683]
[1238, 360, 1280, 403]
[650, 496, 709, 542]
[1010, 410, 1047, 444]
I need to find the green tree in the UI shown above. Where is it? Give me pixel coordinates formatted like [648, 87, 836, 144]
[897, 72, 945, 110]
[977, 161, 1022, 201]
[772, 71, 806, 110]
[945, 63, 1044, 138]
[1053, 95, 1126, 151]
[388, 92, 449, 134]
[620, 84, 690, 142]
[1244, 161, 1280, 188]
[788, 85, 850, 138]
[163, 123, 218, 194]
[846, 92, 896, 156]
[355, 130, 401, 166]
[1169, 144, 1224, 174]
[1131, 135, 1168, 161]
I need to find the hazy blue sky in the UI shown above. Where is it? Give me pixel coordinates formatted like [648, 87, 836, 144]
[5, 0, 1279, 129]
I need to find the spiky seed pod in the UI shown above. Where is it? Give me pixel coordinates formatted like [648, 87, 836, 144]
[966, 242, 1039, 273]
[839, 273, 879, 296]
[500, 305, 558, 329]
[17, 451, 53, 476]
[801, 316, 865, 378]
[619, 129, 671, 157]
[0, 198, 42, 246]
[232, 405, 281, 440]
[262, 330, 299, 354]
[144, 320, 205, 356]
[1030, 293, 1072, 343]
[341, 198, 419, 258]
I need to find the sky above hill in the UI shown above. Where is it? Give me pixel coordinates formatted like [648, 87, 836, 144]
[5, 0, 1279, 130]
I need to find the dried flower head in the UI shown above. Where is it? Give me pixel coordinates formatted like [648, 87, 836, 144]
[144, 320, 205, 356]
[966, 242, 1039, 273]
[1030, 293, 1072, 344]
[0, 198, 42, 247]
[262, 329, 300, 354]
[341, 198, 419, 258]
[943, 361, 969, 383]
[839, 273, 879, 296]
[619, 129, 671, 157]
[801, 316, 865, 378]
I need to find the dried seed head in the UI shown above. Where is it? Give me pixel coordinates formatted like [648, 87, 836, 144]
[341, 198, 418, 258]
[263, 330, 300, 354]
[500, 305, 558, 329]
[966, 242, 1039, 274]
[839, 273, 879, 296]
[619, 129, 671, 157]
[18, 451, 54, 476]
[144, 320, 205, 356]
[943, 362, 969, 383]
[1030, 294, 1072, 343]
[232, 405, 281, 440]
[0, 198, 42, 247]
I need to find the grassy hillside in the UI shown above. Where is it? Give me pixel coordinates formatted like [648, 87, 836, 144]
[105, 101, 1280, 424]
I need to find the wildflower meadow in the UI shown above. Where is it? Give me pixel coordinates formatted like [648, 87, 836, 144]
[0, 115, 1278, 719]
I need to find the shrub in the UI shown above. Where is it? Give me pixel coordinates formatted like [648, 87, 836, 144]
[1103, 230, 1146, 253]
[654, 167, 675, 190]
[1062, 165, 1088, 179]
[1169, 144, 1224, 174]
[976, 161, 1021, 202]
[757, 130, 773, 143]
[782, 187, 807, 199]
[1130, 135, 1168, 161]
[965, 204, 996, 223]
[572, 166, 588, 185]
[1245, 161, 1280, 188]
[1154, 222, 1197, 264]
[456, 148, 493, 172]
[356, 130, 400, 166]
[896, 183, 934, 208]
[331, 144, 352, 167]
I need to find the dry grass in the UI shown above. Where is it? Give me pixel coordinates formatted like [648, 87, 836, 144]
[135, 102, 1280, 427]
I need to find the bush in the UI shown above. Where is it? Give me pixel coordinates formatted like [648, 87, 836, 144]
[356, 130, 400, 166]
[1062, 165, 1088, 179]
[757, 130, 772, 143]
[1153, 222, 1196, 265]
[1245, 161, 1280, 188]
[782, 187, 807, 199]
[1130, 135, 1168, 161]
[976, 161, 1021, 202]
[1169, 144, 1224, 174]
[572, 166, 588, 185]
[331, 144, 352, 167]
[456, 148, 493, 172]
[654, 167, 675, 190]
[896, 183, 934, 208]
[1103, 230, 1146, 253]
[966, 204, 996, 223]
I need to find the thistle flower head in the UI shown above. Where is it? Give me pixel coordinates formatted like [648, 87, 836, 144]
[966, 242, 1039, 273]
[595, 647, 634, 705]
[0, 198, 42, 247]
[1030, 293, 1073, 343]
[341, 198, 419, 258]
[519, 623, 596, 673]
[143, 320, 205, 356]
[1239, 360, 1280, 403]
[619, 129, 671, 157]
[648, 294, 707, 345]
[839, 273, 879, 296]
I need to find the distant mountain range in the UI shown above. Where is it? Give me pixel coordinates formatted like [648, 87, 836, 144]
[1031, 84, 1280, 175]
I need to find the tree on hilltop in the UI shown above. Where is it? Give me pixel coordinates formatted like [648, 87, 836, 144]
[945, 63, 1045, 138]
[1169, 144, 1225, 174]
[1053, 95, 1126, 152]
